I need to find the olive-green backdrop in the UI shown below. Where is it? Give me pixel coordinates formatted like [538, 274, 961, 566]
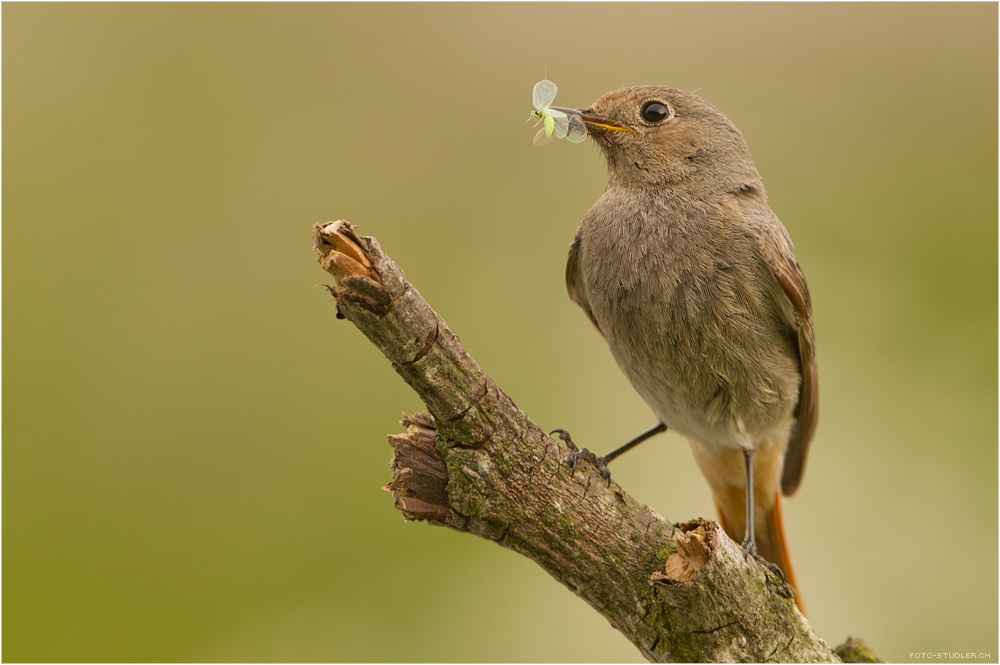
[4, 3, 997, 662]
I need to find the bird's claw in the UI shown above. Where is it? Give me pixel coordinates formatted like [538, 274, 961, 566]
[741, 538, 785, 581]
[550, 429, 611, 481]
[570, 449, 611, 481]
[761, 557, 785, 581]
[549, 428, 577, 451]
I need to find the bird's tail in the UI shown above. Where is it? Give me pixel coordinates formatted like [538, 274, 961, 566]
[689, 441, 804, 614]
[714, 492, 802, 614]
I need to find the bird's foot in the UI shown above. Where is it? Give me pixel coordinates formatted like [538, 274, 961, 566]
[741, 537, 785, 581]
[761, 558, 785, 582]
[550, 429, 611, 481]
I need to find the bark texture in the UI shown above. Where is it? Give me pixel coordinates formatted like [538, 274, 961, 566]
[313, 220, 874, 663]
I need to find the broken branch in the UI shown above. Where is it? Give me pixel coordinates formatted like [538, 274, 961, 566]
[314, 220, 876, 663]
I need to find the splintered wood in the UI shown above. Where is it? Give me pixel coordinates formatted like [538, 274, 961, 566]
[315, 220, 393, 317]
[313, 220, 375, 281]
[653, 522, 710, 583]
[384, 412, 450, 523]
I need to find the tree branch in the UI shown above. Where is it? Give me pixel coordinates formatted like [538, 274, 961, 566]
[313, 220, 876, 663]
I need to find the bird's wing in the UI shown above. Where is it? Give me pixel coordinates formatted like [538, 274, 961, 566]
[763, 230, 818, 497]
[566, 231, 604, 336]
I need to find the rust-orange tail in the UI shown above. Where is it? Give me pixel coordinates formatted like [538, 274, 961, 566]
[689, 440, 804, 613]
[715, 492, 803, 614]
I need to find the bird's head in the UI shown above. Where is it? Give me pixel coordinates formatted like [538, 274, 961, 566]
[553, 86, 763, 194]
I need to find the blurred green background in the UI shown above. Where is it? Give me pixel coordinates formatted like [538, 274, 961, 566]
[4, 3, 996, 662]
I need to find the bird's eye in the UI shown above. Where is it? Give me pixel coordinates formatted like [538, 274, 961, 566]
[641, 101, 670, 124]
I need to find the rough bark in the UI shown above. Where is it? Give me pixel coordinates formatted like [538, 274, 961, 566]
[313, 220, 876, 663]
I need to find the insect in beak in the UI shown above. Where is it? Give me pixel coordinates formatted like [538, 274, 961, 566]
[550, 107, 633, 134]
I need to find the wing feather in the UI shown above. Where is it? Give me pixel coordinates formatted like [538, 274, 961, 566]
[770, 252, 818, 496]
[566, 232, 603, 336]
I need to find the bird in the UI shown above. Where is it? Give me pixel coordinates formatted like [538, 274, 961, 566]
[549, 86, 817, 612]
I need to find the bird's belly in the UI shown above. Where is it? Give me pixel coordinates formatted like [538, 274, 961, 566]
[591, 275, 799, 451]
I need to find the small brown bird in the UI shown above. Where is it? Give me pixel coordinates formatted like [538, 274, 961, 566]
[551, 86, 817, 611]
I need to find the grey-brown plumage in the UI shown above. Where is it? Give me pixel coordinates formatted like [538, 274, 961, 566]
[558, 87, 817, 609]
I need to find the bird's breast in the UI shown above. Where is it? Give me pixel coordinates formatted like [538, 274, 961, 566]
[578, 192, 799, 448]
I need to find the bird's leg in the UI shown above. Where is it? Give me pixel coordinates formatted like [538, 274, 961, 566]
[553, 423, 667, 481]
[741, 448, 785, 581]
[741, 448, 758, 557]
[603, 422, 668, 464]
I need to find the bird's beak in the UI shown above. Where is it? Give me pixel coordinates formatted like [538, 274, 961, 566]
[550, 107, 633, 134]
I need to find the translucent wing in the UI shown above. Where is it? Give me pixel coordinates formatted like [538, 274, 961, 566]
[565, 114, 588, 143]
[530, 79, 584, 147]
[532, 79, 558, 111]
[533, 128, 555, 146]
[551, 113, 570, 139]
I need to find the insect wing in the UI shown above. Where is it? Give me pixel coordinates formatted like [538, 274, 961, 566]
[533, 128, 555, 146]
[551, 113, 571, 139]
[565, 114, 588, 143]
[532, 79, 558, 111]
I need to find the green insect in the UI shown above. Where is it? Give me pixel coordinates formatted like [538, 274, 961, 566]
[531, 79, 587, 146]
